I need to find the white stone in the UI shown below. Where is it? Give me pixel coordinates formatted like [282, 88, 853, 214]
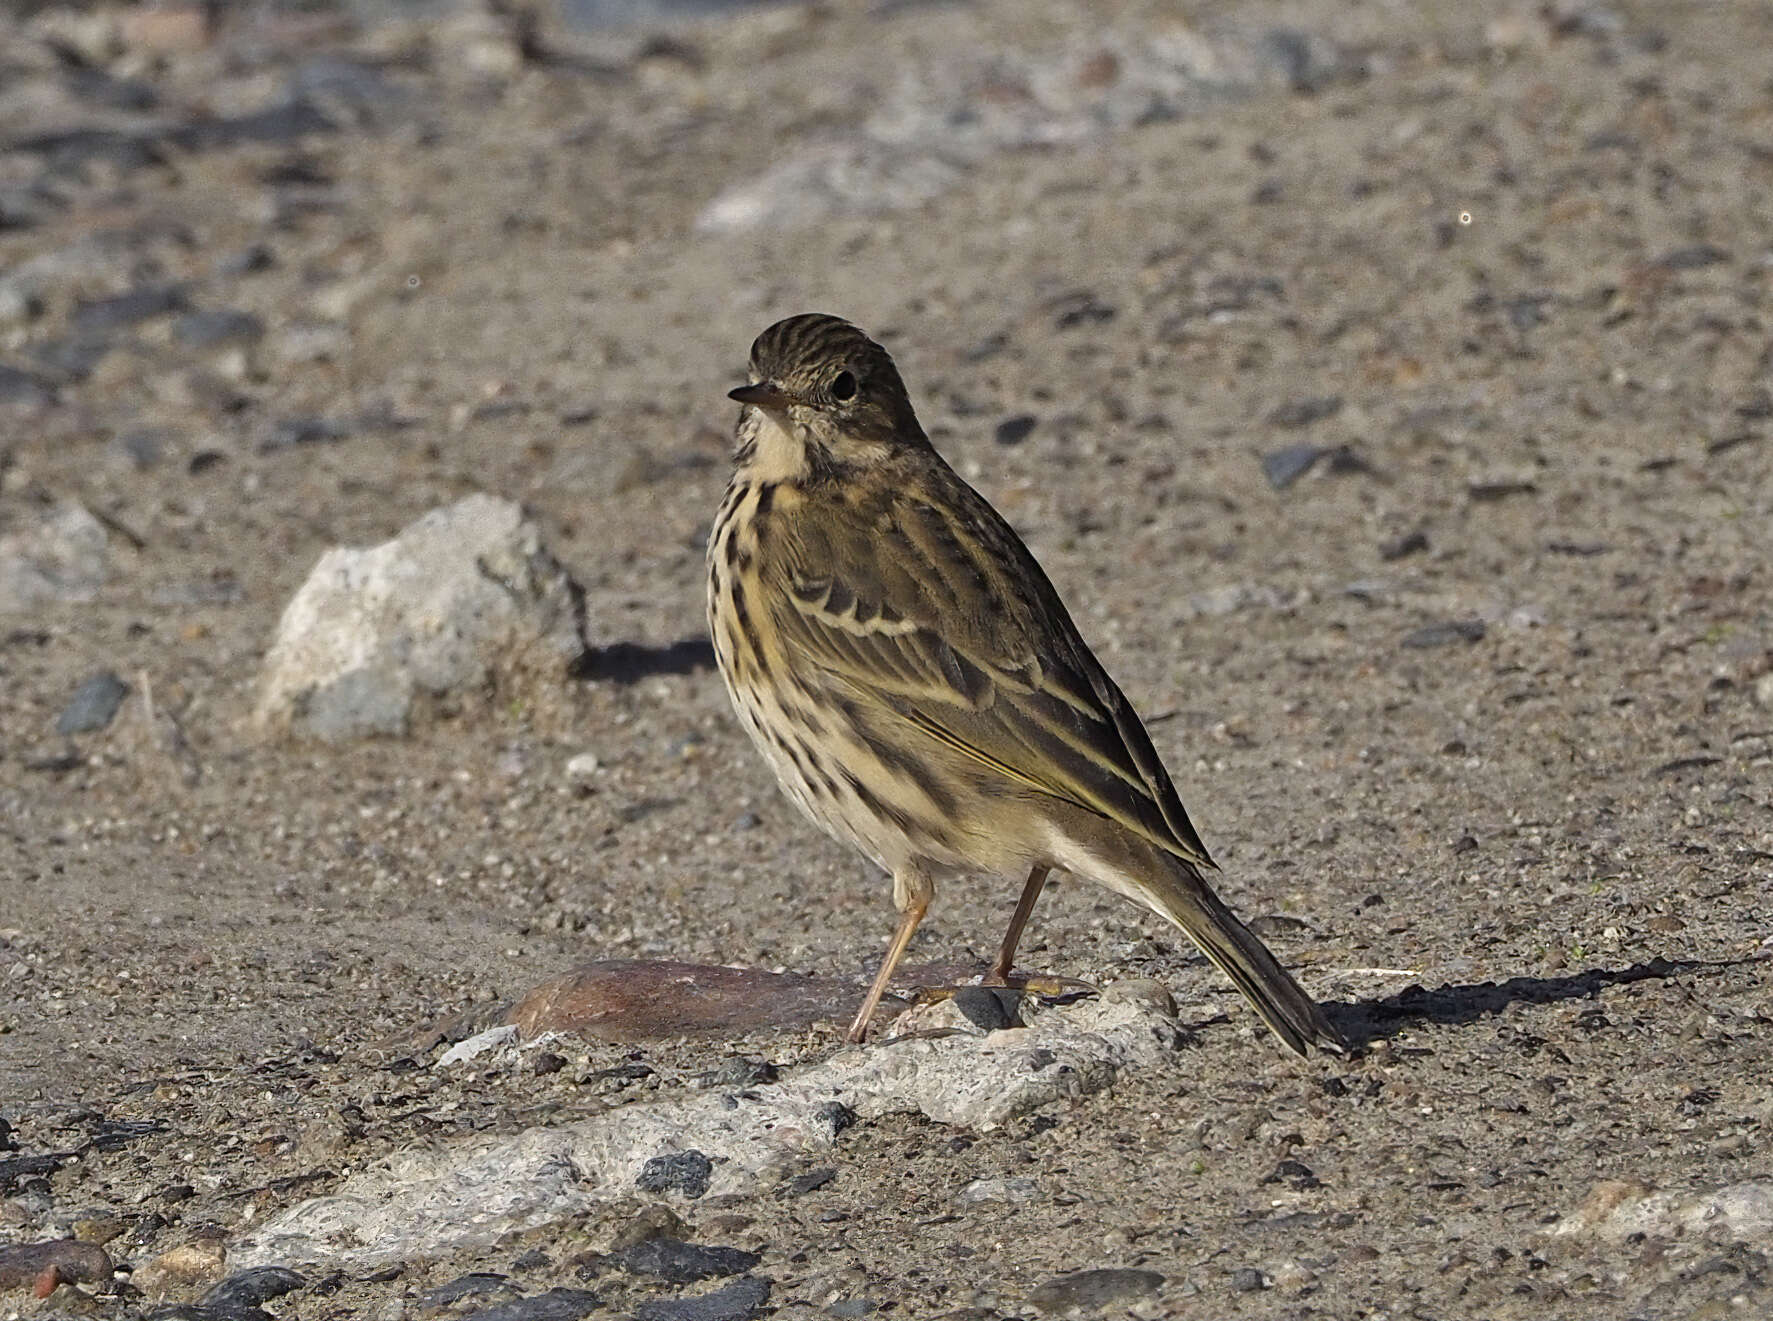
[255, 494, 588, 739]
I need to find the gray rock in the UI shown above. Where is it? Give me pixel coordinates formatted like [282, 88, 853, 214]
[0, 364, 54, 407]
[1260, 443, 1327, 490]
[71, 284, 188, 334]
[173, 309, 265, 350]
[1400, 620, 1486, 648]
[419, 1273, 517, 1309]
[1027, 1268, 1164, 1313]
[461, 1288, 602, 1321]
[636, 1151, 713, 1198]
[0, 503, 108, 612]
[607, 1237, 760, 1284]
[56, 671, 130, 734]
[254, 494, 589, 739]
[632, 1276, 771, 1321]
[202, 1267, 305, 1310]
[230, 994, 1181, 1270]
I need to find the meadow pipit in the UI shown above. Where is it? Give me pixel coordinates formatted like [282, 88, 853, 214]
[708, 313, 1345, 1056]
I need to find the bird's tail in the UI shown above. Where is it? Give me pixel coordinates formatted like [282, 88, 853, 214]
[1140, 859, 1346, 1057]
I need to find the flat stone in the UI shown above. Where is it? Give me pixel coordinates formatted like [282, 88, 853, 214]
[1400, 619, 1486, 648]
[231, 992, 1183, 1271]
[72, 283, 189, 334]
[173, 309, 265, 350]
[460, 1288, 602, 1321]
[56, 670, 130, 734]
[632, 1276, 771, 1321]
[1261, 443, 1326, 490]
[607, 1237, 760, 1285]
[1027, 1267, 1164, 1313]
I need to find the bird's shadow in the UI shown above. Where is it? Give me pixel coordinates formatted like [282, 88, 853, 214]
[571, 637, 716, 683]
[1327, 956, 1755, 1051]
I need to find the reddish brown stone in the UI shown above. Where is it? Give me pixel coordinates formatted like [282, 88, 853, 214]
[0, 1239, 112, 1296]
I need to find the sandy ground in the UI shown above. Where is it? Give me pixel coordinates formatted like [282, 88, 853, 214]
[2, 0, 1771, 1316]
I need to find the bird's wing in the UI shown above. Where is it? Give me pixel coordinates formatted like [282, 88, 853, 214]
[768, 467, 1214, 869]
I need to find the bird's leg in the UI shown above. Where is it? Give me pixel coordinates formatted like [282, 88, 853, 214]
[985, 866, 1049, 984]
[847, 870, 932, 1043]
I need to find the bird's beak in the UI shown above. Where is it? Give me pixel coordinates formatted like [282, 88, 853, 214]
[728, 380, 795, 410]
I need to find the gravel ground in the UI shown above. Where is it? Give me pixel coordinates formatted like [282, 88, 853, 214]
[2, 1, 1770, 1317]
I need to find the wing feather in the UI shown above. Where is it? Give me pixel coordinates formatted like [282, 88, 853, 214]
[767, 461, 1214, 869]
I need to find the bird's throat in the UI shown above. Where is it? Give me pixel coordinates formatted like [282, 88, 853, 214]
[736, 406, 814, 484]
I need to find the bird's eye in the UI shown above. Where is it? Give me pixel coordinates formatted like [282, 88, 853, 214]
[829, 370, 858, 402]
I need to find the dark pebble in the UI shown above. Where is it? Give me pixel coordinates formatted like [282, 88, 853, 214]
[812, 1101, 856, 1137]
[0, 364, 54, 407]
[166, 100, 336, 152]
[1261, 1158, 1321, 1189]
[173, 309, 265, 350]
[780, 1167, 835, 1196]
[219, 244, 278, 277]
[1378, 529, 1428, 561]
[1261, 443, 1326, 490]
[994, 414, 1037, 446]
[143, 1304, 272, 1321]
[1050, 292, 1116, 329]
[188, 450, 229, 474]
[1261, 26, 1343, 92]
[72, 284, 189, 335]
[460, 1287, 602, 1321]
[636, 1150, 713, 1198]
[607, 1237, 760, 1285]
[1266, 395, 1342, 429]
[951, 986, 1020, 1032]
[33, 336, 114, 380]
[419, 1272, 516, 1308]
[63, 68, 160, 112]
[1656, 243, 1729, 270]
[1401, 619, 1486, 648]
[532, 1051, 567, 1076]
[632, 1275, 771, 1321]
[1467, 478, 1537, 501]
[56, 670, 130, 735]
[510, 1247, 552, 1271]
[733, 812, 762, 830]
[203, 1267, 305, 1310]
[115, 428, 166, 469]
[1230, 1267, 1268, 1292]
[15, 126, 164, 175]
[1027, 1267, 1164, 1313]
[260, 416, 351, 450]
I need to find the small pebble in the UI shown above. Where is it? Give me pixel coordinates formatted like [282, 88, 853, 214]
[56, 670, 130, 734]
[636, 1150, 713, 1198]
[1401, 619, 1486, 648]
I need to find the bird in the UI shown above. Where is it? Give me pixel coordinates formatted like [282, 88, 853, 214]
[706, 313, 1345, 1056]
